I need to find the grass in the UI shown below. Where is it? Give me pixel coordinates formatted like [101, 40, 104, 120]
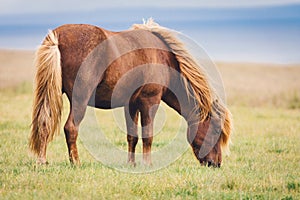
[0, 82, 299, 199]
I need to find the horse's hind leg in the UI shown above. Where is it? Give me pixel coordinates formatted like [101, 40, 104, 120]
[125, 104, 139, 166]
[64, 103, 87, 165]
[37, 130, 48, 165]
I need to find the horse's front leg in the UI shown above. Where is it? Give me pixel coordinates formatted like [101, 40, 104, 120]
[140, 98, 160, 166]
[125, 104, 139, 166]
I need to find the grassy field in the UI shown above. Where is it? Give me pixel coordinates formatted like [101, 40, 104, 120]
[0, 50, 300, 199]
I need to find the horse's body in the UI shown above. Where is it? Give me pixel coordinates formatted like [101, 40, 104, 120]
[30, 20, 231, 167]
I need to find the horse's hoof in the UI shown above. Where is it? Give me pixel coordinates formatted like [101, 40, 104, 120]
[70, 160, 81, 166]
[36, 158, 48, 165]
[142, 161, 152, 167]
[127, 161, 136, 167]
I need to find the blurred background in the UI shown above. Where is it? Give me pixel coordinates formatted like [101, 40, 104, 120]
[1, 2, 300, 199]
[0, 0, 300, 64]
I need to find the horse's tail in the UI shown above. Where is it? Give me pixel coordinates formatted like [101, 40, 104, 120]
[132, 18, 212, 122]
[29, 30, 63, 155]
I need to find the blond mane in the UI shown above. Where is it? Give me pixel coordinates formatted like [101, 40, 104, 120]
[132, 19, 232, 151]
[132, 18, 212, 121]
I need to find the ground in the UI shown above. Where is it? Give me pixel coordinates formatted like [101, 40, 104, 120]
[0, 50, 299, 199]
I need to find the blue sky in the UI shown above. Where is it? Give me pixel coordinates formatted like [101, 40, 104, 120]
[1, 0, 300, 14]
[1, 0, 300, 26]
[0, 0, 299, 63]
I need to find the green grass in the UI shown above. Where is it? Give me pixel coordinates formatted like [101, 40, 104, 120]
[0, 82, 299, 199]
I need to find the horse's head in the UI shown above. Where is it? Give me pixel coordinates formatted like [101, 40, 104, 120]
[187, 113, 223, 167]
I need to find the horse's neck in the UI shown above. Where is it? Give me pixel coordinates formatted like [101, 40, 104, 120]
[162, 76, 200, 125]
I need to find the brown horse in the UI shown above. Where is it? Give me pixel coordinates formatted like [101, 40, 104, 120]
[29, 19, 232, 167]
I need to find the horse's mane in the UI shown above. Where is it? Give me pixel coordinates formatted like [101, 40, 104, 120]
[132, 19, 232, 152]
[132, 18, 212, 121]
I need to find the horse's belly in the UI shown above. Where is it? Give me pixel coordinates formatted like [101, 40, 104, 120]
[88, 82, 126, 109]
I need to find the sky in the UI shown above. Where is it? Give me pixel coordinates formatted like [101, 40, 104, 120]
[0, 0, 299, 63]
[1, 0, 300, 15]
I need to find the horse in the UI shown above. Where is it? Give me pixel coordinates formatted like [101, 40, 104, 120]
[29, 19, 232, 167]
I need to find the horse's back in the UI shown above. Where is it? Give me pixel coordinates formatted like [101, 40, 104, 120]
[53, 24, 177, 108]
